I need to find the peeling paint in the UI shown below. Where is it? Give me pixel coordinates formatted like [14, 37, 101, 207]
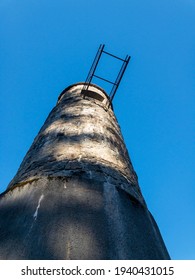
[33, 194, 44, 220]
[88, 171, 93, 179]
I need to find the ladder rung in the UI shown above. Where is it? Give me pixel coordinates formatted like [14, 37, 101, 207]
[93, 75, 117, 85]
[102, 50, 126, 62]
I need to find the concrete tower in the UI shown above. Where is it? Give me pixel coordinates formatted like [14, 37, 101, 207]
[0, 83, 170, 259]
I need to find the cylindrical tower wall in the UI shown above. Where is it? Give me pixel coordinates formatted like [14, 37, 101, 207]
[0, 83, 170, 259]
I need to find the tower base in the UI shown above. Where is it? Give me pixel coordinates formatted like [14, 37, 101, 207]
[0, 176, 170, 260]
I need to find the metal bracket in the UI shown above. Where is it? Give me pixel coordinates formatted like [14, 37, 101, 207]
[82, 44, 130, 105]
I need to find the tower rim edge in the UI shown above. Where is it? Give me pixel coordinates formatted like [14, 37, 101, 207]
[58, 82, 113, 108]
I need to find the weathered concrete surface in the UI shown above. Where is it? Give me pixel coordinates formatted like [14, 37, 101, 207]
[0, 177, 169, 259]
[7, 83, 142, 204]
[0, 83, 170, 259]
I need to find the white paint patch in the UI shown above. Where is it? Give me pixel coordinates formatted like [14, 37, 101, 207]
[88, 170, 93, 179]
[33, 194, 44, 220]
[64, 183, 67, 189]
[78, 155, 82, 162]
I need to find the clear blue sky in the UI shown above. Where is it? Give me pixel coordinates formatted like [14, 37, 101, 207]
[0, 0, 194, 260]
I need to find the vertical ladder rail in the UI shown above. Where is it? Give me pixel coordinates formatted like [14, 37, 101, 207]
[83, 44, 105, 94]
[110, 55, 131, 102]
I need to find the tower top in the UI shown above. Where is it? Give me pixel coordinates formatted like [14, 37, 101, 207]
[58, 82, 113, 110]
